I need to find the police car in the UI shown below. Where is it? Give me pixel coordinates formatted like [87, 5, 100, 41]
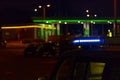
[38, 37, 120, 80]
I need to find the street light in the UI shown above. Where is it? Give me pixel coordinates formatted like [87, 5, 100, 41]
[38, 4, 51, 20]
[86, 10, 89, 13]
[34, 9, 38, 12]
[87, 14, 90, 17]
[38, 5, 42, 8]
[35, 4, 51, 42]
[85, 9, 97, 18]
[94, 14, 97, 17]
[85, 9, 97, 36]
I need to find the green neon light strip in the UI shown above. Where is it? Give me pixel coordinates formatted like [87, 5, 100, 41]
[33, 19, 120, 23]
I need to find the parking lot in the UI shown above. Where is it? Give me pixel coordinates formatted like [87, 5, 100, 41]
[0, 42, 58, 80]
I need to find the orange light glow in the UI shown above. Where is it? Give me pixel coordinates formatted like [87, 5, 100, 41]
[1, 25, 56, 29]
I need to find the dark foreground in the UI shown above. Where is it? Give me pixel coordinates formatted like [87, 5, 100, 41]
[0, 47, 58, 80]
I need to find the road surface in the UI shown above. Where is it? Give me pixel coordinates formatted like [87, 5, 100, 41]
[0, 47, 58, 80]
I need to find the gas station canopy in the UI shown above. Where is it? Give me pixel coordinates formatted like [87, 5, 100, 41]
[33, 19, 120, 24]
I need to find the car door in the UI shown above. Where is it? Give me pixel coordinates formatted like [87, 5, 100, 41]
[102, 61, 120, 80]
[53, 57, 106, 80]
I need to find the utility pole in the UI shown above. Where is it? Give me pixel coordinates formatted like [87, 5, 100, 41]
[113, 0, 117, 37]
[43, 7, 46, 20]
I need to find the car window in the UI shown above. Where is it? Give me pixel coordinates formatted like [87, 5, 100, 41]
[56, 57, 75, 80]
[90, 62, 105, 78]
[55, 57, 106, 80]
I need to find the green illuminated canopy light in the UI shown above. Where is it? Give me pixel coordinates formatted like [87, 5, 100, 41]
[33, 19, 120, 23]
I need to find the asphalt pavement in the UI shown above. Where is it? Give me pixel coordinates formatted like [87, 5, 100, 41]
[0, 43, 58, 80]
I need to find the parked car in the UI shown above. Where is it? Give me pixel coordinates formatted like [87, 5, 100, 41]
[24, 42, 57, 57]
[24, 43, 39, 56]
[37, 42, 57, 57]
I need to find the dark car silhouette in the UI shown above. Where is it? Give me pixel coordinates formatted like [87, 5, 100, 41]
[24, 43, 39, 56]
[24, 42, 57, 57]
[37, 42, 57, 57]
[48, 48, 120, 80]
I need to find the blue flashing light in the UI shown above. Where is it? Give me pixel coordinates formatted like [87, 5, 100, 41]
[72, 37, 104, 46]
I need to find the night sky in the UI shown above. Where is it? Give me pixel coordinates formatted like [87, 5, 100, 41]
[0, 0, 119, 25]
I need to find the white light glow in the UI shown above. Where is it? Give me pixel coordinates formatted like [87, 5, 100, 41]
[59, 21, 61, 23]
[38, 5, 42, 8]
[64, 22, 67, 24]
[86, 10, 89, 13]
[34, 9, 37, 12]
[73, 40, 80, 43]
[79, 39, 100, 42]
[78, 21, 80, 23]
[47, 4, 50, 7]
[94, 14, 97, 17]
[81, 22, 83, 24]
[87, 14, 90, 17]
[46, 21, 49, 23]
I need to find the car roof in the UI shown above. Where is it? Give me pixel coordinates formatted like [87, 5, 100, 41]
[60, 48, 120, 62]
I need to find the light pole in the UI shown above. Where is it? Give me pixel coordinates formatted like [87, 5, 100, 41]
[86, 9, 97, 18]
[38, 4, 51, 20]
[34, 4, 51, 42]
[85, 9, 97, 37]
[113, 0, 117, 37]
[38, 4, 51, 42]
